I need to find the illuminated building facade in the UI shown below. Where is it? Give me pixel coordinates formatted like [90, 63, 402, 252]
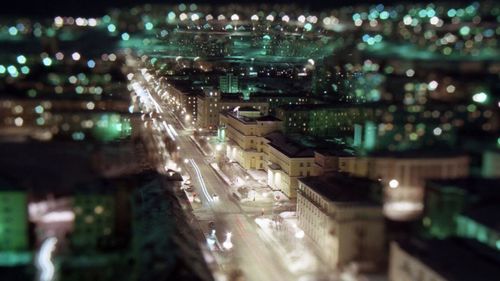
[220, 108, 282, 170]
[197, 90, 269, 130]
[219, 73, 240, 94]
[265, 132, 318, 198]
[275, 104, 374, 141]
[72, 189, 116, 251]
[297, 175, 384, 268]
[0, 181, 28, 251]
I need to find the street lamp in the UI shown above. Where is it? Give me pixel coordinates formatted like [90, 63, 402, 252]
[389, 179, 399, 189]
[295, 229, 305, 239]
[222, 232, 233, 250]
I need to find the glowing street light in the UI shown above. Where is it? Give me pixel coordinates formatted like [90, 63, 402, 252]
[295, 229, 305, 239]
[222, 232, 233, 250]
[389, 179, 399, 189]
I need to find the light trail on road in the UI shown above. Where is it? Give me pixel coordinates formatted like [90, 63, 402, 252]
[189, 158, 214, 203]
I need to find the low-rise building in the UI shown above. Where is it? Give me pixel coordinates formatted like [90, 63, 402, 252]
[424, 178, 500, 241]
[389, 238, 500, 281]
[220, 108, 282, 170]
[350, 150, 470, 221]
[313, 149, 356, 176]
[297, 174, 384, 269]
[265, 132, 318, 198]
[456, 205, 500, 251]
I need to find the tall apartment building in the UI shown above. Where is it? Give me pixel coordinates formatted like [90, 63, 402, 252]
[197, 90, 269, 130]
[297, 174, 384, 268]
[220, 108, 282, 170]
[219, 73, 239, 94]
[0, 179, 28, 251]
[275, 104, 373, 139]
[71, 184, 116, 251]
[265, 132, 318, 198]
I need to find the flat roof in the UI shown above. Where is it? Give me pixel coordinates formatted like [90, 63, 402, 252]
[369, 149, 467, 159]
[461, 205, 500, 233]
[299, 173, 381, 205]
[225, 111, 281, 124]
[396, 238, 500, 281]
[265, 132, 314, 158]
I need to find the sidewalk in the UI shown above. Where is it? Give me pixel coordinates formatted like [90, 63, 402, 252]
[254, 213, 328, 276]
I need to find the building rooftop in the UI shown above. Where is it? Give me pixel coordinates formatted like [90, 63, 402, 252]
[299, 173, 381, 205]
[461, 205, 500, 233]
[265, 132, 315, 158]
[225, 110, 281, 124]
[369, 148, 467, 159]
[396, 238, 500, 281]
[426, 177, 500, 202]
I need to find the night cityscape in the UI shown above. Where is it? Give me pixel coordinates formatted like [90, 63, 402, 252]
[0, 1, 499, 281]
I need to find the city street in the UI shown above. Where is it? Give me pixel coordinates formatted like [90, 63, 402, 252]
[131, 69, 309, 281]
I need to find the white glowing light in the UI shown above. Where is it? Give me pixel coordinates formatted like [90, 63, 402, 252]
[37, 237, 57, 281]
[251, 15, 259, 21]
[295, 230, 305, 239]
[231, 14, 239, 21]
[71, 52, 81, 61]
[190, 159, 213, 202]
[41, 211, 75, 223]
[389, 179, 399, 189]
[428, 80, 438, 91]
[433, 127, 442, 136]
[222, 232, 233, 250]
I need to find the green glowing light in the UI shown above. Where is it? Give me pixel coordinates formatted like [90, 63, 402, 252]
[8, 27, 18, 36]
[145, 22, 154, 30]
[42, 57, 52, 66]
[20, 66, 30, 74]
[447, 9, 457, 17]
[72, 132, 85, 141]
[459, 26, 470, 36]
[0, 65, 6, 74]
[76, 86, 84, 94]
[16, 55, 27, 64]
[36, 117, 45, 125]
[102, 15, 111, 23]
[7, 65, 18, 76]
[107, 24, 116, 33]
[472, 92, 488, 103]
[121, 32, 130, 41]
[304, 23, 313, 31]
[379, 11, 389, 20]
[409, 132, 418, 141]
[34, 105, 44, 114]
[167, 11, 176, 22]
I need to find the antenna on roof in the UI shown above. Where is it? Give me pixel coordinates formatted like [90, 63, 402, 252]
[233, 106, 240, 117]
